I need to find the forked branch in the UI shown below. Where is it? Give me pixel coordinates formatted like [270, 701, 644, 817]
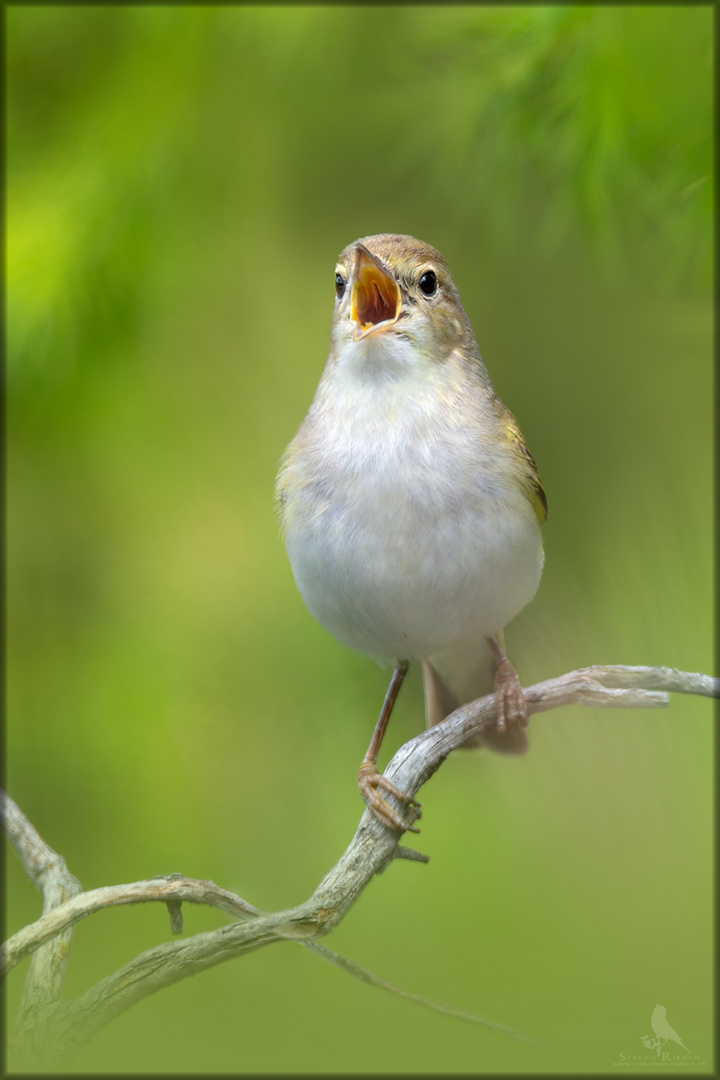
[3, 664, 717, 1064]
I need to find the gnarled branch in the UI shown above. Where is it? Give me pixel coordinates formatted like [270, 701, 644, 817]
[3, 664, 717, 1064]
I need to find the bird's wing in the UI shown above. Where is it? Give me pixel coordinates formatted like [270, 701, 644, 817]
[495, 400, 548, 524]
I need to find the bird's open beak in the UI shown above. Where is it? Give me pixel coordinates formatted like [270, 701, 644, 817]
[351, 245, 401, 338]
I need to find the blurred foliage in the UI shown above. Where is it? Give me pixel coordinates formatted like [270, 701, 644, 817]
[8, 6, 711, 396]
[6, 5, 713, 1075]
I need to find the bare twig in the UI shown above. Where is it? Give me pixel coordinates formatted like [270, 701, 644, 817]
[2, 791, 84, 1029]
[3, 664, 716, 1064]
[301, 939, 540, 1045]
[2, 873, 261, 978]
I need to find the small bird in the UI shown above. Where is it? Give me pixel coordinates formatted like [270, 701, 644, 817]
[276, 234, 546, 831]
[651, 1004, 690, 1054]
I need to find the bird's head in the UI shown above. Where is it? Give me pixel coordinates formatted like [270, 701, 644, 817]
[329, 234, 478, 366]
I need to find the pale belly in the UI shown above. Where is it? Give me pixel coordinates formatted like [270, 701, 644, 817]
[283, 450, 543, 666]
[280, 336, 544, 668]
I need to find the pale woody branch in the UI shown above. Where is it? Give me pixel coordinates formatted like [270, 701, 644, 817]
[3, 787, 84, 1033]
[3, 664, 717, 1064]
[1, 865, 261, 978]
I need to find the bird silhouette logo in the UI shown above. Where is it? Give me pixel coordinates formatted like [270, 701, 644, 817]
[641, 1004, 690, 1056]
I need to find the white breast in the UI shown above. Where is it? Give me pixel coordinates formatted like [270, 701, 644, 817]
[281, 336, 543, 665]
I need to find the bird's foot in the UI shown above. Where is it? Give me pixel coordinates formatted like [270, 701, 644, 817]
[357, 759, 421, 834]
[484, 635, 529, 753]
[493, 653, 528, 732]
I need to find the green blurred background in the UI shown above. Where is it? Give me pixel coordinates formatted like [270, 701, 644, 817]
[6, 5, 713, 1074]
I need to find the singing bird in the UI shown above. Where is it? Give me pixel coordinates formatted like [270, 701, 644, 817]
[276, 234, 546, 831]
[651, 1005, 690, 1054]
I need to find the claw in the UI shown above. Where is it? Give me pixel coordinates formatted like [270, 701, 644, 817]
[358, 759, 421, 833]
[494, 653, 528, 732]
[484, 634, 529, 753]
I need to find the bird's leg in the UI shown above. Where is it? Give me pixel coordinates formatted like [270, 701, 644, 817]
[358, 662, 421, 833]
[487, 634, 528, 734]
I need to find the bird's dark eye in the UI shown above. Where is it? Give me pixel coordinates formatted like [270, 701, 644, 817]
[335, 273, 347, 299]
[419, 270, 437, 297]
